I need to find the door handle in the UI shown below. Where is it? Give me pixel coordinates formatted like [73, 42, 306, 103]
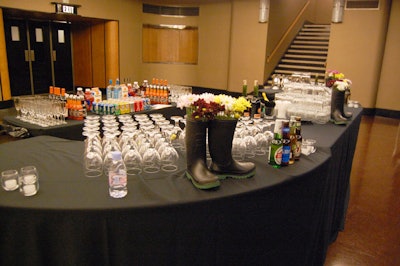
[52, 50, 57, 61]
[24, 50, 29, 62]
[30, 50, 35, 62]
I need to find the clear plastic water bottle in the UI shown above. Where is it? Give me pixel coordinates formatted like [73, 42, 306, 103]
[108, 151, 128, 198]
[114, 78, 121, 99]
[106, 79, 114, 100]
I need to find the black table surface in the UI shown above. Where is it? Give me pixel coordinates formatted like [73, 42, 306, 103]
[0, 107, 362, 266]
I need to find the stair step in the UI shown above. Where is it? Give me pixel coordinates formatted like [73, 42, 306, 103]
[281, 59, 326, 65]
[287, 49, 328, 55]
[285, 54, 327, 60]
[303, 24, 331, 29]
[278, 64, 326, 71]
[301, 28, 331, 32]
[298, 31, 330, 36]
[290, 44, 329, 50]
[296, 35, 330, 41]
[293, 40, 329, 45]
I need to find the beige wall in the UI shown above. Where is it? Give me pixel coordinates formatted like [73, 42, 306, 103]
[326, 0, 398, 110]
[376, 0, 400, 111]
[139, 1, 232, 90]
[228, 0, 267, 92]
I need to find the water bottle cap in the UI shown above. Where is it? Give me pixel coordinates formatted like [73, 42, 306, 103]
[111, 151, 122, 161]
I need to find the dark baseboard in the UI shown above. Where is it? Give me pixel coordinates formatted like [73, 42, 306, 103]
[375, 108, 400, 119]
[362, 108, 400, 119]
[0, 100, 13, 109]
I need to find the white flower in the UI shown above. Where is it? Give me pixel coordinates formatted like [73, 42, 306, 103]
[176, 94, 199, 109]
[334, 80, 351, 91]
[198, 93, 215, 103]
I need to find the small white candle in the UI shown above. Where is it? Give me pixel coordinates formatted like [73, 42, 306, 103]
[4, 179, 18, 190]
[22, 184, 37, 196]
[23, 174, 37, 184]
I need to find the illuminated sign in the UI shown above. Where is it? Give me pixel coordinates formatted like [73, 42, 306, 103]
[51, 2, 81, 15]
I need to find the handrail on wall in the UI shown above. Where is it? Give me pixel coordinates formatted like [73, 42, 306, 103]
[266, 1, 311, 63]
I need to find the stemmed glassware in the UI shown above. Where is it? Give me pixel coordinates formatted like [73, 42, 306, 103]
[13, 97, 21, 118]
[159, 123, 180, 172]
[13, 96, 69, 127]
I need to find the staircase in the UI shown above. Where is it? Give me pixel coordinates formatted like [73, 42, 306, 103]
[266, 23, 331, 85]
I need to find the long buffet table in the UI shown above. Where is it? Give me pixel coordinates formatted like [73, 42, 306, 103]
[2, 104, 186, 141]
[0, 107, 362, 266]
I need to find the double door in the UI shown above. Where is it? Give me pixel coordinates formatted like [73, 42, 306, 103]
[4, 19, 73, 96]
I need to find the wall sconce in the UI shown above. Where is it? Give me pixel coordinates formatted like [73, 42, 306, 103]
[259, 0, 270, 23]
[332, 0, 345, 23]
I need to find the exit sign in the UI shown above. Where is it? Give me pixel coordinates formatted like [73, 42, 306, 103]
[52, 2, 81, 15]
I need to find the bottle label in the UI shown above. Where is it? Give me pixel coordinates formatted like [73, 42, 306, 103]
[281, 144, 291, 164]
[109, 170, 127, 187]
[269, 142, 282, 165]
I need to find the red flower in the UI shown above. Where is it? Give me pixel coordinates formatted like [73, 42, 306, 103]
[191, 99, 225, 120]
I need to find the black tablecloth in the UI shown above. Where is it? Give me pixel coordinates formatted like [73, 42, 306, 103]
[2, 104, 186, 141]
[0, 108, 362, 266]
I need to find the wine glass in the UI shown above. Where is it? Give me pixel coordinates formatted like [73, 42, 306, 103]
[142, 146, 161, 174]
[160, 143, 179, 172]
[13, 97, 22, 119]
[123, 145, 142, 176]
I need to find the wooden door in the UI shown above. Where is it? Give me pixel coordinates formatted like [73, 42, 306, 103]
[28, 20, 52, 94]
[51, 22, 73, 91]
[4, 19, 31, 96]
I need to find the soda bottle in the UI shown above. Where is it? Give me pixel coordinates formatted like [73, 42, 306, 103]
[108, 151, 128, 198]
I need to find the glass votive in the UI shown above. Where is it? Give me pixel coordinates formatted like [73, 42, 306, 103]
[19, 166, 39, 196]
[302, 139, 317, 155]
[1, 169, 20, 191]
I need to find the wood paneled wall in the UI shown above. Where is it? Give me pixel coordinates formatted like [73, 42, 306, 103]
[72, 20, 119, 89]
[142, 25, 198, 64]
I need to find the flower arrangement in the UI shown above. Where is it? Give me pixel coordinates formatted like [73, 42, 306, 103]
[177, 93, 251, 120]
[333, 79, 352, 91]
[325, 70, 345, 88]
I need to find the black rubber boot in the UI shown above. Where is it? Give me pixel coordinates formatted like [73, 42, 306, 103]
[341, 89, 353, 119]
[331, 88, 348, 125]
[208, 119, 256, 179]
[185, 119, 220, 189]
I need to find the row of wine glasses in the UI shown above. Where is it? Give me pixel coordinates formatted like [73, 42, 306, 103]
[232, 116, 275, 161]
[13, 96, 67, 127]
[82, 113, 186, 178]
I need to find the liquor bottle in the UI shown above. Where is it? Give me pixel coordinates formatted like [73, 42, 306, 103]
[108, 151, 128, 198]
[253, 80, 259, 98]
[289, 116, 297, 165]
[281, 121, 291, 166]
[294, 116, 302, 160]
[242, 79, 248, 97]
